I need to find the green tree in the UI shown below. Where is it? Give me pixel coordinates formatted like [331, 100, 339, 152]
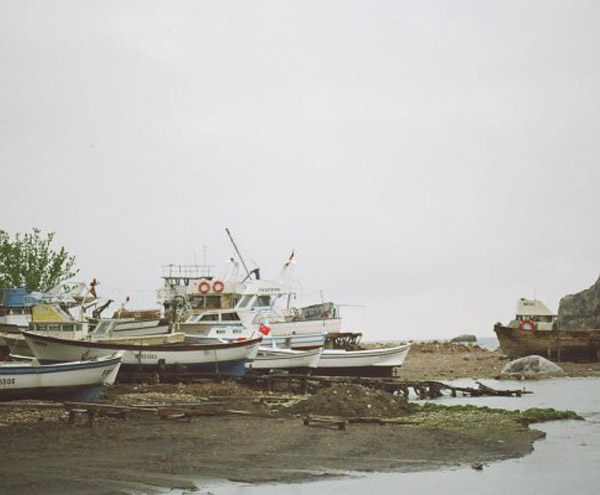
[0, 228, 78, 292]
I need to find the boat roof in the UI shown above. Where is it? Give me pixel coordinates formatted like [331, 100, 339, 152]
[515, 298, 556, 317]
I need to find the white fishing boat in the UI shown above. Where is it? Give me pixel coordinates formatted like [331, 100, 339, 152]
[0, 352, 123, 401]
[22, 331, 261, 377]
[156, 229, 342, 350]
[314, 333, 411, 377]
[248, 346, 322, 372]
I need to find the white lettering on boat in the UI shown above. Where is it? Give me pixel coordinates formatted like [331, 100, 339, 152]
[137, 353, 158, 360]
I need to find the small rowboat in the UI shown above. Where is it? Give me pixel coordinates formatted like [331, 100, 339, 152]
[315, 343, 412, 377]
[249, 346, 323, 372]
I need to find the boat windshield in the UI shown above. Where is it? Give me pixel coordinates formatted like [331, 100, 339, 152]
[199, 313, 219, 321]
[221, 312, 241, 321]
[190, 295, 222, 310]
[90, 320, 116, 337]
[253, 296, 271, 308]
[237, 295, 254, 308]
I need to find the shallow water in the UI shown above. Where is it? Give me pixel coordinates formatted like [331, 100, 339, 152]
[198, 377, 600, 495]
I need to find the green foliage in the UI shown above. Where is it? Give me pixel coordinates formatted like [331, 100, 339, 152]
[415, 402, 583, 424]
[0, 228, 78, 292]
[519, 407, 583, 424]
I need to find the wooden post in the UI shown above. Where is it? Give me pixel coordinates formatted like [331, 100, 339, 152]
[87, 410, 96, 428]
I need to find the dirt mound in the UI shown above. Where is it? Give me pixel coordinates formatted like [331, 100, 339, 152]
[288, 384, 413, 418]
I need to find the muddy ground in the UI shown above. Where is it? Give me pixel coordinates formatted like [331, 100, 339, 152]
[0, 343, 593, 495]
[398, 341, 600, 380]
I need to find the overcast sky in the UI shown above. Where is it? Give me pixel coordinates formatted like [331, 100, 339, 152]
[2, 1, 600, 340]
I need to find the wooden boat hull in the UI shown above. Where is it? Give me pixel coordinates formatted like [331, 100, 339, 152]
[314, 343, 411, 377]
[0, 353, 123, 401]
[23, 331, 261, 377]
[494, 324, 600, 361]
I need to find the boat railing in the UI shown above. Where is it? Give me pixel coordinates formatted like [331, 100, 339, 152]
[162, 264, 214, 281]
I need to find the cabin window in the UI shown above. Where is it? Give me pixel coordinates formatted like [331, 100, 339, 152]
[229, 297, 239, 308]
[190, 297, 204, 309]
[205, 296, 221, 309]
[254, 296, 271, 308]
[186, 315, 200, 323]
[222, 312, 241, 321]
[237, 295, 253, 308]
[200, 314, 219, 321]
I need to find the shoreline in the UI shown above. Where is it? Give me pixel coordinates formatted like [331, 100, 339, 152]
[0, 343, 595, 495]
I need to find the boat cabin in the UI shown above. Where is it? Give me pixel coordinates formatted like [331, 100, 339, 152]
[512, 298, 557, 331]
[28, 303, 88, 339]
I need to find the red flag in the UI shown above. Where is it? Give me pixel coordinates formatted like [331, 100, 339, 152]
[258, 322, 271, 335]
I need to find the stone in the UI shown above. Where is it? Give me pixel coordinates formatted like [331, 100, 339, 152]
[449, 334, 477, 343]
[557, 275, 600, 330]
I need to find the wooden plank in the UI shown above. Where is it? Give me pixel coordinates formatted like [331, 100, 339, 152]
[302, 415, 347, 430]
[0, 401, 64, 410]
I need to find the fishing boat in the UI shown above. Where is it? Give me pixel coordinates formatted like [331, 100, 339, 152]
[0, 288, 37, 334]
[1, 303, 90, 357]
[314, 332, 412, 377]
[0, 282, 98, 331]
[247, 346, 322, 373]
[160, 261, 335, 350]
[494, 298, 600, 361]
[22, 331, 262, 377]
[184, 321, 323, 373]
[0, 352, 123, 401]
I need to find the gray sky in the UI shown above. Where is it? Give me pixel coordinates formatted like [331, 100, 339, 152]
[2, 1, 600, 340]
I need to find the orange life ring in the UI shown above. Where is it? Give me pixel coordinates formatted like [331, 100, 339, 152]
[519, 319, 536, 333]
[199, 280, 210, 294]
[212, 280, 224, 293]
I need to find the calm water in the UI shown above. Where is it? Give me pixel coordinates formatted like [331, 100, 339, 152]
[196, 377, 600, 495]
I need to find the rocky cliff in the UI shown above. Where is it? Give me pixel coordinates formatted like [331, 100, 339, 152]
[557, 276, 600, 329]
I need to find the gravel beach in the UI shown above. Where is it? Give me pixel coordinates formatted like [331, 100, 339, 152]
[0, 342, 594, 495]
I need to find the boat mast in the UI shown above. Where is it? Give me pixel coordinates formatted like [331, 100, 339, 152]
[225, 228, 252, 280]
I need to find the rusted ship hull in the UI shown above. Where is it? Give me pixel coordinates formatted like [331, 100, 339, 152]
[494, 324, 600, 362]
